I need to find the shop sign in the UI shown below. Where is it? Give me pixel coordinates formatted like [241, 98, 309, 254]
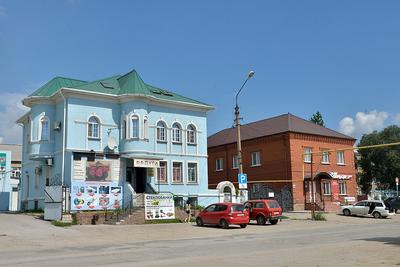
[329, 172, 352, 180]
[0, 153, 6, 172]
[70, 181, 122, 211]
[344, 196, 356, 202]
[144, 194, 175, 220]
[134, 159, 160, 168]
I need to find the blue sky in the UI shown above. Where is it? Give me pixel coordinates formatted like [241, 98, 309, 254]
[1, 0, 400, 144]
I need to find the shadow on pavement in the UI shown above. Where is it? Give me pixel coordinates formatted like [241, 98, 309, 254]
[359, 236, 400, 247]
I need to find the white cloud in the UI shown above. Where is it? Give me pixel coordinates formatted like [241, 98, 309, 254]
[393, 114, 400, 125]
[339, 110, 389, 137]
[0, 93, 28, 144]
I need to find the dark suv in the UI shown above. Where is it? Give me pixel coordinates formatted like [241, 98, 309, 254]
[384, 197, 400, 213]
[244, 199, 282, 225]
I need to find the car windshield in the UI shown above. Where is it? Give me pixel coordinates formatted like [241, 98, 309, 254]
[231, 204, 245, 212]
[267, 200, 280, 208]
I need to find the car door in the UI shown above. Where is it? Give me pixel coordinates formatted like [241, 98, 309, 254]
[352, 201, 368, 215]
[252, 202, 265, 218]
[202, 204, 216, 224]
[212, 204, 228, 224]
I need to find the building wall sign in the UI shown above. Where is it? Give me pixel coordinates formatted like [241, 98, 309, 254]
[0, 153, 6, 172]
[134, 159, 160, 168]
[329, 172, 352, 180]
[144, 194, 175, 220]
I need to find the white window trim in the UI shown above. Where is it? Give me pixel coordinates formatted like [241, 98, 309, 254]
[87, 115, 101, 140]
[304, 147, 312, 163]
[156, 119, 168, 143]
[339, 182, 347, 195]
[232, 155, 239, 169]
[215, 158, 224, 171]
[250, 151, 262, 167]
[129, 113, 141, 139]
[38, 115, 50, 142]
[171, 160, 184, 184]
[336, 151, 345, 166]
[172, 122, 183, 144]
[156, 160, 169, 184]
[321, 150, 330, 164]
[322, 181, 331, 195]
[186, 123, 197, 145]
[143, 115, 149, 140]
[187, 161, 199, 184]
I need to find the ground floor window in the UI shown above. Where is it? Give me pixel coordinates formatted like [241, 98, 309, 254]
[339, 182, 347, 195]
[322, 181, 331, 195]
[187, 162, 198, 183]
[172, 162, 183, 183]
[157, 161, 167, 183]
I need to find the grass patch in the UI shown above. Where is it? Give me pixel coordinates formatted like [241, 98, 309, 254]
[312, 212, 327, 221]
[51, 221, 73, 227]
[145, 219, 183, 224]
[280, 215, 290, 220]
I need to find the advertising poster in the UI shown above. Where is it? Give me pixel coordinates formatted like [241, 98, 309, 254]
[145, 194, 175, 220]
[70, 159, 122, 211]
[0, 153, 6, 172]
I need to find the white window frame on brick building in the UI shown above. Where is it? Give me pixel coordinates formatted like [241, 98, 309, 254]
[339, 181, 347, 195]
[232, 155, 239, 169]
[304, 147, 312, 163]
[251, 151, 261, 167]
[337, 151, 345, 165]
[322, 181, 331, 195]
[321, 149, 330, 164]
[215, 158, 224, 171]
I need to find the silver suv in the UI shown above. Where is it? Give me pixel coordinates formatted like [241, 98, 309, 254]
[341, 200, 394, 219]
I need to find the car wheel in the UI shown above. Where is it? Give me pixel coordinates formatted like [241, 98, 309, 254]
[219, 219, 229, 229]
[256, 215, 266, 225]
[240, 224, 247, 228]
[343, 209, 351, 216]
[372, 212, 381, 219]
[270, 219, 279, 225]
[196, 217, 203, 226]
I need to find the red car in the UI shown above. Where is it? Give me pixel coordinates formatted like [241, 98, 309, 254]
[196, 203, 249, 229]
[245, 199, 282, 225]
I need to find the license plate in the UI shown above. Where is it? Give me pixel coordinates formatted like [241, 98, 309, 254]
[237, 214, 244, 216]
[274, 212, 280, 215]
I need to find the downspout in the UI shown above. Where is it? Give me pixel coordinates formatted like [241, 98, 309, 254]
[60, 90, 67, 186]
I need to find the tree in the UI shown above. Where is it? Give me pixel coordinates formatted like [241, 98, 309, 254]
[358, 125, 400, 194]
[310, 111, 325, 126]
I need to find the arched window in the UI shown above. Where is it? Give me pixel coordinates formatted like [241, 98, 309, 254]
[157, 121, 167, 142]
[39, 116, 49, 141]
[122, 119, 127, 139]
[131, 115, 139, 138]
[187, 124, 196, 144]
[88, 116, 100, 139]
[143, 116, 148, 139]
[172, 123, 181, 143]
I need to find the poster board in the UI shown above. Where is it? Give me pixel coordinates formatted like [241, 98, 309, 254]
[144, 194, 175, 220]
[70, 159, 122, 211]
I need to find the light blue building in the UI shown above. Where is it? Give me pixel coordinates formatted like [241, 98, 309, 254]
[18, 69, 219, 211]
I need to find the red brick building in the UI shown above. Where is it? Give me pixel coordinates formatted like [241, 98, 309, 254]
[207, 113, 357, 212]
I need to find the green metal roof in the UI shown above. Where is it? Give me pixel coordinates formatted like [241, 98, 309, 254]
[29, 70, 212, 108]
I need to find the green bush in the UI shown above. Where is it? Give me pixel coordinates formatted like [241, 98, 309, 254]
[312, 212, 327, 221]
[51, 221, 73, 227]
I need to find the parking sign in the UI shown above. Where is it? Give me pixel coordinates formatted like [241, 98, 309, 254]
[238, 173, 247, 189]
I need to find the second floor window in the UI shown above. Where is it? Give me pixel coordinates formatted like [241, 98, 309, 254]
[216, 158, 223, 171]
[304, 147, 312, 163]
[131, 115, 139, 138]
[172, 162, 182, 183]
[88, 116, 100, 139]
[172, 123, 181, 143]
[232, 155, 239, 169]
[251, 151, 261, 166]
[337, 151, 345, 165]
[39, 116, 49, 141]
[157, 121, 167, 142]
[321, 150, 330, 164]
[187, 124, 196, 144]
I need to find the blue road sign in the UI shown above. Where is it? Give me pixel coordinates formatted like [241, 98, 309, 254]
[238, 173, 247, 189]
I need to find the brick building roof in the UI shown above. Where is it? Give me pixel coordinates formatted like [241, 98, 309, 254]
[208, 113, 355, 148]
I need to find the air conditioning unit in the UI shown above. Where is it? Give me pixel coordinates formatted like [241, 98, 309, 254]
[46, 158, 53, 166]
[54, 121, 62, 131]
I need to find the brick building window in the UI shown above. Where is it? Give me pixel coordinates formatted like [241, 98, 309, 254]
[232, 155, 239, 169]
[337, 151, 345, 165]
[322, 181, 331, 195]
[304, 147, 312, 163]
[321, 150, 330, 164]
[339, 182, 347, 195]
[216, 158, 224, 171]
[251, 151, 261, 166]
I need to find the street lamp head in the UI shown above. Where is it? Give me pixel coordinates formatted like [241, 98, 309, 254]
[248, 71, 255, 79]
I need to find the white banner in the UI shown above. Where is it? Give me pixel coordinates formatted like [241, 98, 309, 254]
[144, 194, 175, 220]
[134, 159, 160, 168]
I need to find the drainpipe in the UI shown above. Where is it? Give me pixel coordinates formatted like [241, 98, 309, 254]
[60, 90, 67, 186]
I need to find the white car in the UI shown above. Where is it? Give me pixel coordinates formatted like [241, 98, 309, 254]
[341, 200, 394, 219]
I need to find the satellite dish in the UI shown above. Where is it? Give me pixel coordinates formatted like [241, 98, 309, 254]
[107, 137, 117, 150]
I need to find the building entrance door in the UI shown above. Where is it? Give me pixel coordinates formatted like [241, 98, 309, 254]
[133, 167, 147, 193]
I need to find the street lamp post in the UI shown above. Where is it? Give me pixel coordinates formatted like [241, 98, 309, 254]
[235, 71, 255, 202]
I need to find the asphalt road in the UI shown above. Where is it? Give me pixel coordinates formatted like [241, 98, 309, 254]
[0, 213, 399, 267]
